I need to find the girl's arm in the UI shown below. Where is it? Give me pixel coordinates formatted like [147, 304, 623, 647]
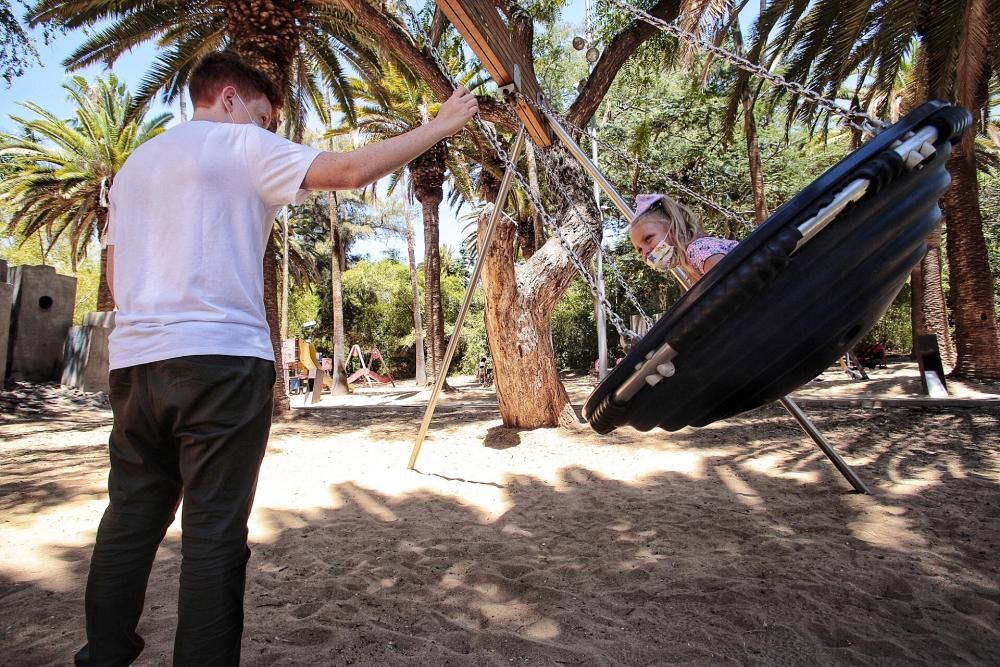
[701, 253, 727, 274]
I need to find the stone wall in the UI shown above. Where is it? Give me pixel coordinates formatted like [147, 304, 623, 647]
[6, 264, 77, 382]
[62, 311, 115, 393]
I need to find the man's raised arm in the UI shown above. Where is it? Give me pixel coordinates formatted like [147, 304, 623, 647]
[302, 87, 478, 192]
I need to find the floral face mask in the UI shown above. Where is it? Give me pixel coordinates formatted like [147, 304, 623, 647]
[644, 234, 676, 272]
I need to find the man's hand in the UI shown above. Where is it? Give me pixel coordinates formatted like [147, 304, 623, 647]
[433, 87, 479, 136]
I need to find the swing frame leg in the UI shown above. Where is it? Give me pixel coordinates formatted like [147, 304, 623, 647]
[407, 128, 527, 470]
[779, 396, 870, 494]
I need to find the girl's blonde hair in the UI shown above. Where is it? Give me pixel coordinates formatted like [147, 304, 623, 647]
[631, 195, 704, 272]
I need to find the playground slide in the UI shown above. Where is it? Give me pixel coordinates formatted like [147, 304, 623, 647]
[347, 368, 393, 385]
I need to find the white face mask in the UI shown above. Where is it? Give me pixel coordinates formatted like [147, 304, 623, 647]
[644, 235, 676, 272]
[228, 93, 263, 128]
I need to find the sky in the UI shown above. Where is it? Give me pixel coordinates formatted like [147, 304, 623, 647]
[1, 1, 762, 264]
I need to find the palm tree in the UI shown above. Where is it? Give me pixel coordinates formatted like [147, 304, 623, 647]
[29, 0, 385, 412]
[0, 74, 170, 310]
[329, 61, 484, 387]
[724, 0, 1000, 379]
[28, 0, 381, 136]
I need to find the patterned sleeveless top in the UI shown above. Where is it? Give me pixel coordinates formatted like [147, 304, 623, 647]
[685, 236, 740, 274]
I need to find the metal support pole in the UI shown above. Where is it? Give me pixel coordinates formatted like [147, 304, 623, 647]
[542, 109, 634, 221]
[779, 396, 871, 494]
[408, 128, 526, 470]
[593, 122, 608, 379]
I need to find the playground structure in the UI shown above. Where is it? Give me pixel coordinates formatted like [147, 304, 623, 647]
[346, 345, 395, 387]
[402, 0, 973, 497]
[282, 338, 329, 404]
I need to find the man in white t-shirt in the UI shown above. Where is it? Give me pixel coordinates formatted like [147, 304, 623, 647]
[75, 51, 477, 667]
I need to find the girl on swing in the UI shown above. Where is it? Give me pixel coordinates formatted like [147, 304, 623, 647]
[629, 193, 738, 282]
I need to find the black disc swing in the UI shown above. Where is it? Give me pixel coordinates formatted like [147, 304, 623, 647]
[583, 101, 973, 434]
[406, 0, 973, 495]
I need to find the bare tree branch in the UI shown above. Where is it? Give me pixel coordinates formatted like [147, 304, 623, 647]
[567, 0, 682, 128]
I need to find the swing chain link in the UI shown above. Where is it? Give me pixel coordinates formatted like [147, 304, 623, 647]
[528, 124, 655, 328]
[537, 99, 755, 232]
[604, 0, 887, 137]
[393, 0, 643, 341]
[487, 108, 642, 339]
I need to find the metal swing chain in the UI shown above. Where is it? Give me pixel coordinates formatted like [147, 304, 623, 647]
[538, 101, 755, 232]
[604, 0, 887, 137]
[486, 116, 644, 339]
[529, 130, 656, 328]
[393, 1, 643, 340]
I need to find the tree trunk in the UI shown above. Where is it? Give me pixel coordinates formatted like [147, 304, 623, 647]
[480, 145, 600, 427]
[413, 140, 452, 390]
[422, 200, 452, 390]
[328, 193, 351, 395]
[942, 137, 1000, 379]
[524, 141, 546, 257]
[280, 207, 289, 341]
[733, 19, 767, 225]
[940, 0, 1000, 379]
[97, 243, 115, 311]
[909, 229, 955, 367]
[406, 207, 428, 385]
[903, 51, 953, 365]
[742, 89, 768, 226]
[264, 233, 290, 415]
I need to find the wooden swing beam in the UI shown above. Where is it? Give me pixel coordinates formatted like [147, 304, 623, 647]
[436, 0, 553, 147]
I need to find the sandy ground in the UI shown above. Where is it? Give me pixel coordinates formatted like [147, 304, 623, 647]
[1, 364, 999, 665]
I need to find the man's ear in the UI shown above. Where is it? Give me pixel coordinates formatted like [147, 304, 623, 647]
[219, 84, 237, 111]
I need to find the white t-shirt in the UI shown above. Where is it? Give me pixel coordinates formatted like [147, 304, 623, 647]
[107, 121, 321, 370]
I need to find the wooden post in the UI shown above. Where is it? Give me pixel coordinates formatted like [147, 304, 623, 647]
[436, 0, 552, 146]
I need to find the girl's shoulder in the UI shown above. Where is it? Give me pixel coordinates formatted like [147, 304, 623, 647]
[685, 236, 740, 272]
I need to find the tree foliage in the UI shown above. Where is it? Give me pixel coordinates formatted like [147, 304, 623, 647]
[0, 0, 36, 84]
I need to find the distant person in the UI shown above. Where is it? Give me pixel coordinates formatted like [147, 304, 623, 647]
[76, 51, 478, 666]
[307, 365, 317, 394]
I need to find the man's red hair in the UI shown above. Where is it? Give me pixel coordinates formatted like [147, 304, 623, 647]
[188, 52, 282, 111]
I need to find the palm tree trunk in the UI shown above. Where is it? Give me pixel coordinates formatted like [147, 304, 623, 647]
[412, 138, 452, 391]
[942, 137, 1000, 379]
[406, 207, 427, 385]
[742, 89, 768, 226]
[422, 201, 452, 390]
[909, 229, 955, 367]
[328, 193, 350, 394]
[97, 245, 115, 312]
[280, 207, 289, 341]
[94, 212, 114, 311]
[264, 233, 290, 414]
[904, 51, 953, 365]
[940, 0, 1000, 379]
